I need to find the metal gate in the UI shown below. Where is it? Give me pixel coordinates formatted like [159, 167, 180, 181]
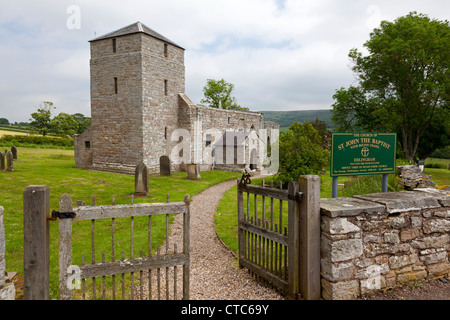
[56, 193, 190, 300]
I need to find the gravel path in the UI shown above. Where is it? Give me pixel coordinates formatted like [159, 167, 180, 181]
[139, 177, 285, 300]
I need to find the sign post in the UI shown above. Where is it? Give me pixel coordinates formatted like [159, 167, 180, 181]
[330, 132, 397, 198]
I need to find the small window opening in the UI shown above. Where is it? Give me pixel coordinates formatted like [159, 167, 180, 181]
[164, 127, 167, 139]
[164, 43, 168, 58]
[206, 134, 212, 147]
[112, 38, 116, 53]
[85, 141, 90, 149]
[164, 80, 168, 96]
[114, 77, 118, 94]
[228, 117, 231, 124]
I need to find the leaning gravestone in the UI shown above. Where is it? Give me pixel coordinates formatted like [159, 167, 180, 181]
[187, 164, 201, 180]
[11, 146, 17, 160]
[0, 153, 4, 171]
[6, 152, 13, 172]
[134, 161, 149, 197]
[160, 156, 171, 176]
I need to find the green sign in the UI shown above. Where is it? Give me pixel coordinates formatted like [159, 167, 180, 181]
[330, 132, 397, 177]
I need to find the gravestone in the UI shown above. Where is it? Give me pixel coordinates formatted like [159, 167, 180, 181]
[160, 156, 171, 176]
[11, 146, 17, 160]
[187, 164, 201, 180]
[6, 152, 13, 172]
[134, 161, 149, 196]
[0, 153, 4, 171]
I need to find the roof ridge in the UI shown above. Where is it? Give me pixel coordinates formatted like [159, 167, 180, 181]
[90, 21, 184, 49]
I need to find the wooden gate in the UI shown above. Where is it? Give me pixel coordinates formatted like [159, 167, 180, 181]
[57, 193, 190, 300]
[237, 175, 321, 300]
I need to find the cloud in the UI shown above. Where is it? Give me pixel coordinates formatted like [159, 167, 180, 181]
[0, 0, 449, 122]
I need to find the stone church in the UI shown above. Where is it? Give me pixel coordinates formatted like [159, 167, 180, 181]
[74, 22, 279, 175]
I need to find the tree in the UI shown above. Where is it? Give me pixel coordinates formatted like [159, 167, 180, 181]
[50, 113, 79, 138]
[29, 101, 55, 136]
[71, 113, 91, 134]
[331, 12, 449, 161]
[0, 118, 9, 125]
[200, 78, 249, 111]
[276, 122, 329, 185]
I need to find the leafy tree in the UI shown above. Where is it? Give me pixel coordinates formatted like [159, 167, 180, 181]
[0, 118, 9, 125]
[72, 113, 91, 134]
[331, 12, 449, 161]
[200, 78, 249, 111]
[50, 113, 79, 138]
[29, 101, 55, 136]
[276, 122, 329, 185]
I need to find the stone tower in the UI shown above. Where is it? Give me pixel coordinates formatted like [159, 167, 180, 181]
[86, 21, 185, 173]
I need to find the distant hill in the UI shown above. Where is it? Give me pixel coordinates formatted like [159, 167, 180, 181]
[260, 109, 334, 130]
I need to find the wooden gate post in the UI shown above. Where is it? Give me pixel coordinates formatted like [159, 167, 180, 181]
[23, 185, 50, 300]
[298, 175, 321, 300]
[287, 181, 301, 299]
[58, 193, 73, 300]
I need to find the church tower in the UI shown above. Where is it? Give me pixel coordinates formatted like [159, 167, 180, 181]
[85, 21, 185, 174]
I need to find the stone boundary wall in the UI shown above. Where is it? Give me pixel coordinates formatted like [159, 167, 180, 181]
[320, 188, 450, 300]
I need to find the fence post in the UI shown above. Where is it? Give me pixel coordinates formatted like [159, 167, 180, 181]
[287, 181, 300, 299]
[298, 175, 321, 300]
[23, 185, 50, 300]
[237, 179, 245, 269]
[59, 193, 73, 300]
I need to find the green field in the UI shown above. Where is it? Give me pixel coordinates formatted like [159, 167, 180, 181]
[0, 146, 241, 299]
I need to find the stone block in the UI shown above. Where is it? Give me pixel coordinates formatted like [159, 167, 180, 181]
[321, 236, 363, 262]
[354, 191, 441, 214]
[321, 259, 354, 281]
[321, 279, 359, 300]
[320, 197, 385, 218]
[427, 262, 450, 279]
[388, 253, 418, 270]
[411, 234, 449, 250]
[396, 270, 427, 285]
[400, 228, 420, 242]
[423, 219, 450, 234]
[321, 216, 360, 235]
[0, 283, 15, 300]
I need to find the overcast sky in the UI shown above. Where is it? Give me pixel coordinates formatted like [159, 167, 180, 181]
[0, 0, 448, 122]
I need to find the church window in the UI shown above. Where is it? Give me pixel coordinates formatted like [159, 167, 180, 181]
[164, 43, 168, 58]
[85, 141, 90, 149]
[112, 38, 116, 53]
[206, 134, 212, 147]
[114, 77, 118, 94]
[164, 80, 168, 96]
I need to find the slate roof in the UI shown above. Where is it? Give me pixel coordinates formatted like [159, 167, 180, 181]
[89, 21, 184, 49]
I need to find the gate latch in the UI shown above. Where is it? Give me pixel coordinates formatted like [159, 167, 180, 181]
[288, 192, 303, 201]
[48, 210, 76, 221]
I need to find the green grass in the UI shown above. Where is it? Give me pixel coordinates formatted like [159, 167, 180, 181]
[0, 146, 241, 299]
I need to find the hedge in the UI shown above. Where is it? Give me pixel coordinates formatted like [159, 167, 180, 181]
[0, 134, 74, 147]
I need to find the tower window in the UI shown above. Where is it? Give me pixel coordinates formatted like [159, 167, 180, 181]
[112, 38, 117, 53]
[206, 134, 212, 147]
[85, 141, 90, 149]
[164, 43, 168, 58]
[114, 77, 118, 94]
[164, 127, 167, 139]
[164, 80, 168, 96]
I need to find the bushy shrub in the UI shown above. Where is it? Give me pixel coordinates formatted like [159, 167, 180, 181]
[0, 134, 73, 147]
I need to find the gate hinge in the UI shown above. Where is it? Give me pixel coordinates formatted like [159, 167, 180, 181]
[288, 192, 303, 201]
[48, 210, 76, 221]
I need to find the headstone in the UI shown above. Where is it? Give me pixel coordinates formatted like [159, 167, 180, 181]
[11, 146, 17, 160]
[160, 156, 171, 176]
[134, 161, 149, 196]
[0, 153, 4, 171]
[187, 164, 201, 180]
[6, 152, 13, 172]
